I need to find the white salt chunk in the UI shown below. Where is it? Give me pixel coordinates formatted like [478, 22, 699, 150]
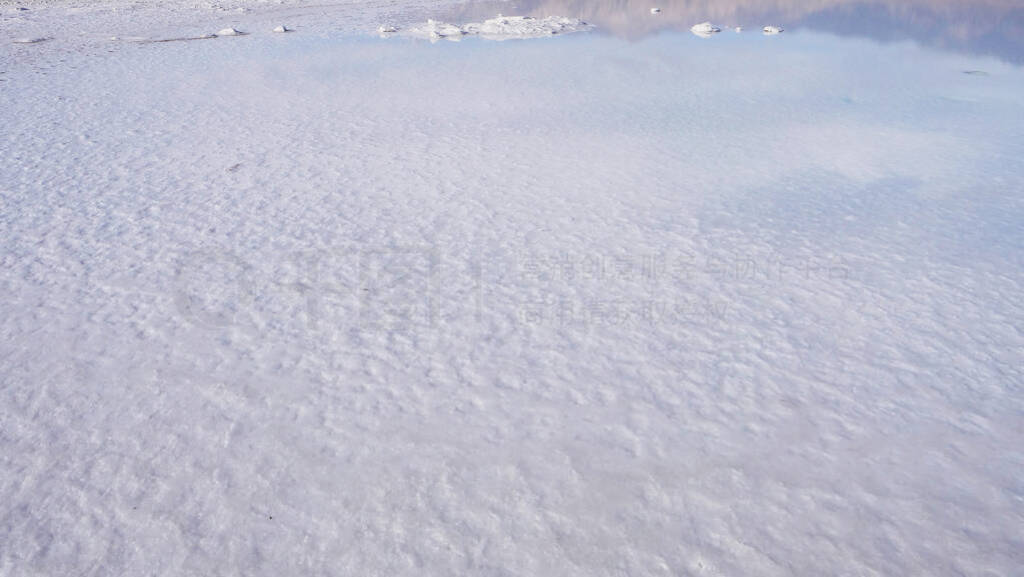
[690, 22, 721, 37]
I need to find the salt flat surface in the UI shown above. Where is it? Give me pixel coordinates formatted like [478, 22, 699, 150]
[0, 0, 466, 53]
[2, 4, 1023, 576]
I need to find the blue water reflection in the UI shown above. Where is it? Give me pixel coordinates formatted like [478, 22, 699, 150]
[443, 0, 1024, 64]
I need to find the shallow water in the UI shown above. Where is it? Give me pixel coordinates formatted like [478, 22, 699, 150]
[445, 0, 1024, 63]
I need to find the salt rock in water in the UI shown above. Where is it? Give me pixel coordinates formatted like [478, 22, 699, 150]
[763, 25, 784, 35]
[472, 15, 588, 37]
[650, 8, 661, 14]
[403, 15, 589, 40]
[217, 28, 244, 37]
[13, 37, 48, 44]
[272, 25, 290, 33]
[690, 22, 721, 37]
[378, 25, 398, 34]
[422, 19, 464, 39]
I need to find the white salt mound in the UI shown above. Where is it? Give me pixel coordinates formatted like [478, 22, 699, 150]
[272, 25, 289, 33]
[763, 25, 784, 35]
[13, 37, 48, 44]
[422, 18, 464, 39]
[217, 27, 244, 36]
[378, 25, 398, 34]
[472, 16, 584, 36]
[650, 8, 661, 14]
[690, 22, 721, 37]
[405, 16, 591, 41]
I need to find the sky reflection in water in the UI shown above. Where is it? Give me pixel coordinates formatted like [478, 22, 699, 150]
[443, 0, 1024, 64]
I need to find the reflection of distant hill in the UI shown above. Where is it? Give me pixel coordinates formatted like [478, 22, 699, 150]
[449, 0, 1024, 63]
[796, 3, 1024, 63]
